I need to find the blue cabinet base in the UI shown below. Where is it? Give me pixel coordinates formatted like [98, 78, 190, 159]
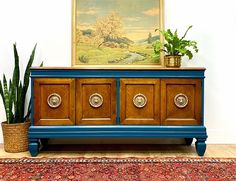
[28, 125, 207, 156]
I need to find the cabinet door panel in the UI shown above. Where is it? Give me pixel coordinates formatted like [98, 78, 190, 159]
[34, 78, 75, 125]
[161, 79, 202, 125]
[76, 79, 116, 125]
[120, 79, 160, 125]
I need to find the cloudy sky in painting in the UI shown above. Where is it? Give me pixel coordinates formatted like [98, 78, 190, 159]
[76, 0, 160, 41]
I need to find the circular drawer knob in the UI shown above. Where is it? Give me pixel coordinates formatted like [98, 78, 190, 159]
[89, 93, 103, 108]
[174, 93, 188, 108]
[133, 93, 147, 108]
[47, 93, 62, 108]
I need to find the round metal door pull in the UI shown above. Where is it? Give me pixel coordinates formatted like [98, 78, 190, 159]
[174, 93, 188, 108]
[89, 93, 103, 108]
[133, 93, 147, 108]
[47, 93, 62, 108]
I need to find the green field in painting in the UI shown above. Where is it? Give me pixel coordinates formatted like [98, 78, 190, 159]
[76, 43, 159, 65]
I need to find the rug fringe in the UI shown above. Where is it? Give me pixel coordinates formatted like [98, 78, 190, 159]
[1, 157, 236, 164]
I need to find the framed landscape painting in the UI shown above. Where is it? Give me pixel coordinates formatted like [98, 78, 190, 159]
[72, 0, 164, 67]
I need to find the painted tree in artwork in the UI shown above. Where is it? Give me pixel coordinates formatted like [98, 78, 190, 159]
[95, 12, 123, 47]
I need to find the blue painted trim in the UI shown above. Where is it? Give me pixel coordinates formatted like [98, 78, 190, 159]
[31, 78, 34, 126]
[29, 125, 207, 139]
[29, 125, 207, 130]
[31, 69, 205, 78]
[116, 79, 120, 125]
[201, 79, 205, 125]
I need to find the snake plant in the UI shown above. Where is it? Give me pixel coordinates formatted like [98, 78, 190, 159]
[0, 44, 37, 124]
[153, 25, 199, 59]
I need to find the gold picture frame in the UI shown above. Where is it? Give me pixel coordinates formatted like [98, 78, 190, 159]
[72, 0, 164, 68]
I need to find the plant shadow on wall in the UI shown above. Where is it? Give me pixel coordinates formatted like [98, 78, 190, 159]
[153, 25, 199, 67]
[0, 44, 42, 153]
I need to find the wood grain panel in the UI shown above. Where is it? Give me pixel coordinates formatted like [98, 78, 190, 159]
[34, 78, 75, 125]
[161, 79, 202, 125]
[120, 79, 160, 125]
[76, 79, 116, 125]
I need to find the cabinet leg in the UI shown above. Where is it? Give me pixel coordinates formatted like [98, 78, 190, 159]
[185, 138, 193, 146]
[195, 138, 207, 156]
[29, 139, 40, 157]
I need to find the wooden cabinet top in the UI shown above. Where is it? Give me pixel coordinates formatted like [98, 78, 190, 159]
[30, 67, 205, 79]
[31, 66, 205, 71]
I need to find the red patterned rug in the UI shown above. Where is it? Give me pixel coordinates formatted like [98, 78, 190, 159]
[0, 157, 236, 180]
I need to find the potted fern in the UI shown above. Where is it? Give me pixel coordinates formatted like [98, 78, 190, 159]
[153, 25, 199, 67]
[0, 44, 36, 152]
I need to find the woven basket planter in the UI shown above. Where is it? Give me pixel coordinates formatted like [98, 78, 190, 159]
[1, 121, 30, 153]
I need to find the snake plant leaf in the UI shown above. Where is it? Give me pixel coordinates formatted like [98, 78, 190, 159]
[0, 80, 9, 119]
[1, 44, 38, 123]
[15, 80, 22, 122]
[23, 44, 37, 87]
[20, 44, 36, 121]
[8, 79, 13, 104]
[16, 81, 23, 122]
[9, 79, 16, 117]
[12, 44, 20, 114]
[0, 80, 6, 113]
[3, 74, 10, 123]
[8, 79, 14, 123]
[13, 44, 20, 89]
[24, 98, 31, 121]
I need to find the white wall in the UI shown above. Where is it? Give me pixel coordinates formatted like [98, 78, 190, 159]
[0, 0, 236, 144]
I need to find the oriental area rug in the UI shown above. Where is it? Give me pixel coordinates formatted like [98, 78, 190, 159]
[0, 157, 236, 180]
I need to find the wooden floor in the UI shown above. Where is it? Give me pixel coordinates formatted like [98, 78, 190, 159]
[0, 143, 236, 158]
